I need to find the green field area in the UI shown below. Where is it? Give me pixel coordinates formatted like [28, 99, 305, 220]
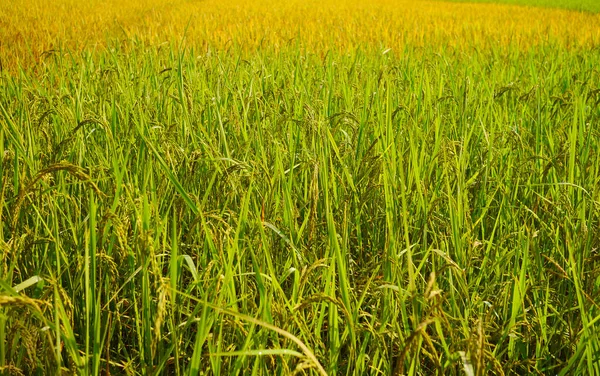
[444, 0, 600, 12]
[2, 43, 599, 375]
[1, 0, 600, 375]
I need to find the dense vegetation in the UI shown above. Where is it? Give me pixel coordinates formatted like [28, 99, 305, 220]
[1, 1, 600, 375]
[446, 0, 600, 13]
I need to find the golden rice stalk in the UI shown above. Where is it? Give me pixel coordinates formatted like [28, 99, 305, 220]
[11, 162, 105, 230]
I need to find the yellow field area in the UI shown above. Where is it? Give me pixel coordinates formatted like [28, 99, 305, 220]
[2, 0, 600, 68]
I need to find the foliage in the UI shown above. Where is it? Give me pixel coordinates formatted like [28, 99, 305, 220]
[1, 0, 600, 375]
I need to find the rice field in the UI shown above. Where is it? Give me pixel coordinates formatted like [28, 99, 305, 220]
[1, 0, 600, 375]
[446, 0, 600, 13]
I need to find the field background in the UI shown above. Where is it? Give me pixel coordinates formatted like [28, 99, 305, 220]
[1, 0, 600, 375]
[2, 0, 600, 71]
[447, 0, 600, 12]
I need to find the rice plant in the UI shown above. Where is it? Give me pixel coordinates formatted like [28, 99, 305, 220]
[1, 1, 599, 375]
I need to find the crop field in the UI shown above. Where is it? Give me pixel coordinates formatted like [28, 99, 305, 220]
[1, 0, 600, 375]
[446, 0, 600, 13]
